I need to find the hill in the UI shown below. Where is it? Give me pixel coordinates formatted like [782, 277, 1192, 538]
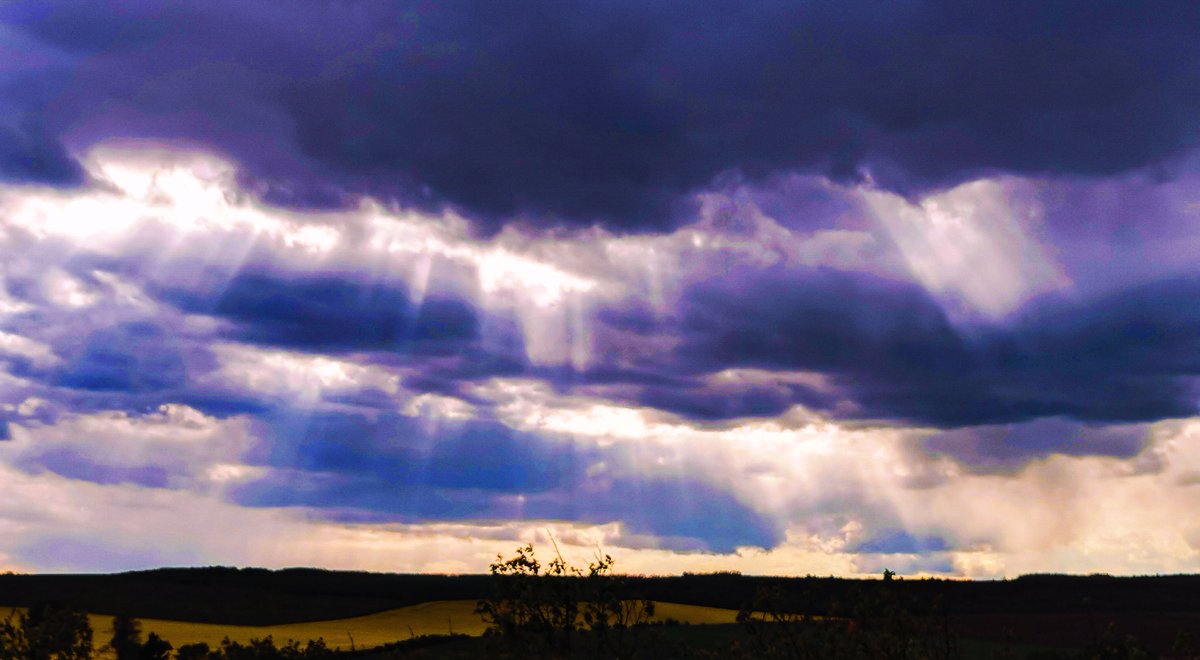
[3, 568, 1200, 625]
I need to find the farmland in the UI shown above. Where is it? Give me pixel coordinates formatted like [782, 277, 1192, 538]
[3, 568, 1200, 657]
[2, 600, 740, 651]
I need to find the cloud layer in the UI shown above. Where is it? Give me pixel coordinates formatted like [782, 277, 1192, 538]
[4, 2, 1200, 229]
[2, 4, 1200, 576]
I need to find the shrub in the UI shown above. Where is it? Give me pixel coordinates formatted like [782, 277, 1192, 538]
[0, 603, 93, 660]
[476, 543, 655, 658]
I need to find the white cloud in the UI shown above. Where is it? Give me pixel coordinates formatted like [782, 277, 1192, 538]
[863, 178, 1070, 320]
[0, 404, 257, 491]
[472, 378, 1200, 576]
[0, 332, 60, 368]
[207, 343, 402, 403]
[1, 396, 1199, 576]
[0, 146, 938, 375]
[0, 145, 1195, 577]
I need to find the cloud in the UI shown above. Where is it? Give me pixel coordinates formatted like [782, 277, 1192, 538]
[4, 2, 1200, 230]
[631, 382, 801, 421]
[854, 553, 956, 576]
[544, 477, 782, 554]
[637, 266, 1200, 427]
[240, 411, 575, 495]
[924, 418, 1152, 474]
[0, 453, 647, 575]
[158, 270, 486, 354]
[229, 407, 779, 553]
[852, 530, 951, 554]
[16, 536, 197, 572]
[0, 117, 84, 186]
[1, 404, 255, 491]
[53, 322, 189, 393]
[231, 410, 587, 528]
[863, 179, 1068, 319]
[1, 146, 1196, 480]
[204, 343, 402, 406]
[4, 390, 1200, 575]
[150, 269, 535, 405]
[2, 113, 1200, 576]
[22, 447, 171, 488]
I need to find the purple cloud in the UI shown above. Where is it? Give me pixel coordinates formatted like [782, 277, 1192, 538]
[2, 2, 1200, 576]
[585, 266, 1200, 427]
[3, 2, 1200, 230]
[924, 418, 1152, 474]
[230, 409, 777, 552]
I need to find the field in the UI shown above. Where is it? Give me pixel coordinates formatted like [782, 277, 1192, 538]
[3, 601, 740, 651]
[5, 570, 1200, 657]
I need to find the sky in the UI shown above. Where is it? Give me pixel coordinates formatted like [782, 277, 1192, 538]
[2, 1, 1200, 577]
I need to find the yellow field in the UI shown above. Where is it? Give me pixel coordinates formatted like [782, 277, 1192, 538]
[3, 601, 739, 651]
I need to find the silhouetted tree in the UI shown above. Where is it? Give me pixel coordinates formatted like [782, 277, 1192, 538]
[0, 603, 92, 660]
[212, 636, 328, 660]
[107, 614, 142, 660]
[580, 553, 655, 660]
[275, 638, 328, 659]
[477, 543, 656, 658]
[175, 642, 212, 660]
[734, 582, 960, 660]
[1174, 629, 1200, 660]
[138, 633, 172, 660]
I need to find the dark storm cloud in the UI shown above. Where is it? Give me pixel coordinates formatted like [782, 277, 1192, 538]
[594, 265, 979, 423]
[0, 116, 85, 186]
[923, 418, 1152, 473]
[0, 257, 524, 421]
[53, 322, 188, 392]
[633, 384, 799, 421]
[622, 267, 1200, 429]
[240, 411, 577, 495]
[0, 62, 86, 186]
[679, 266, 967, 380]
[1, 317, 196, 410]
[157, 269, 507, 356]
[522, 477, 782, 553]
[154, 268, 529, 400]
[234, 409, 778, 552]
[0, 308, 265, 421]
[3, 1, 1199, 230]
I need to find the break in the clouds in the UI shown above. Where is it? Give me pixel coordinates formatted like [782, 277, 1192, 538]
[2, 2, 1200, 575]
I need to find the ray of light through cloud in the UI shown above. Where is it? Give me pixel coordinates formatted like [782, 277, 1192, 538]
[2, 2, 1200, 577]
[1, 141, 1200, 576]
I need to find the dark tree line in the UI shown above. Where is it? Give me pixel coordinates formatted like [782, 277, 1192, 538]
[4, 557, 1200, 659]
[0, 606, 330, 660]
[475, 546, 1200, 660]
[4, 568, 1200, 626]
[105, 614, 330, 660]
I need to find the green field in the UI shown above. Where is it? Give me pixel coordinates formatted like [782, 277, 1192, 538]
[3, 601, 739, 651]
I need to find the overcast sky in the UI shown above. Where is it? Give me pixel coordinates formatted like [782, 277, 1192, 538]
[2, 2, 1200, 576]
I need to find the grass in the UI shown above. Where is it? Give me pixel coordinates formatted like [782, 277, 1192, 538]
[0, 603, 1128, 658]
[2, 601, 740, 651]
